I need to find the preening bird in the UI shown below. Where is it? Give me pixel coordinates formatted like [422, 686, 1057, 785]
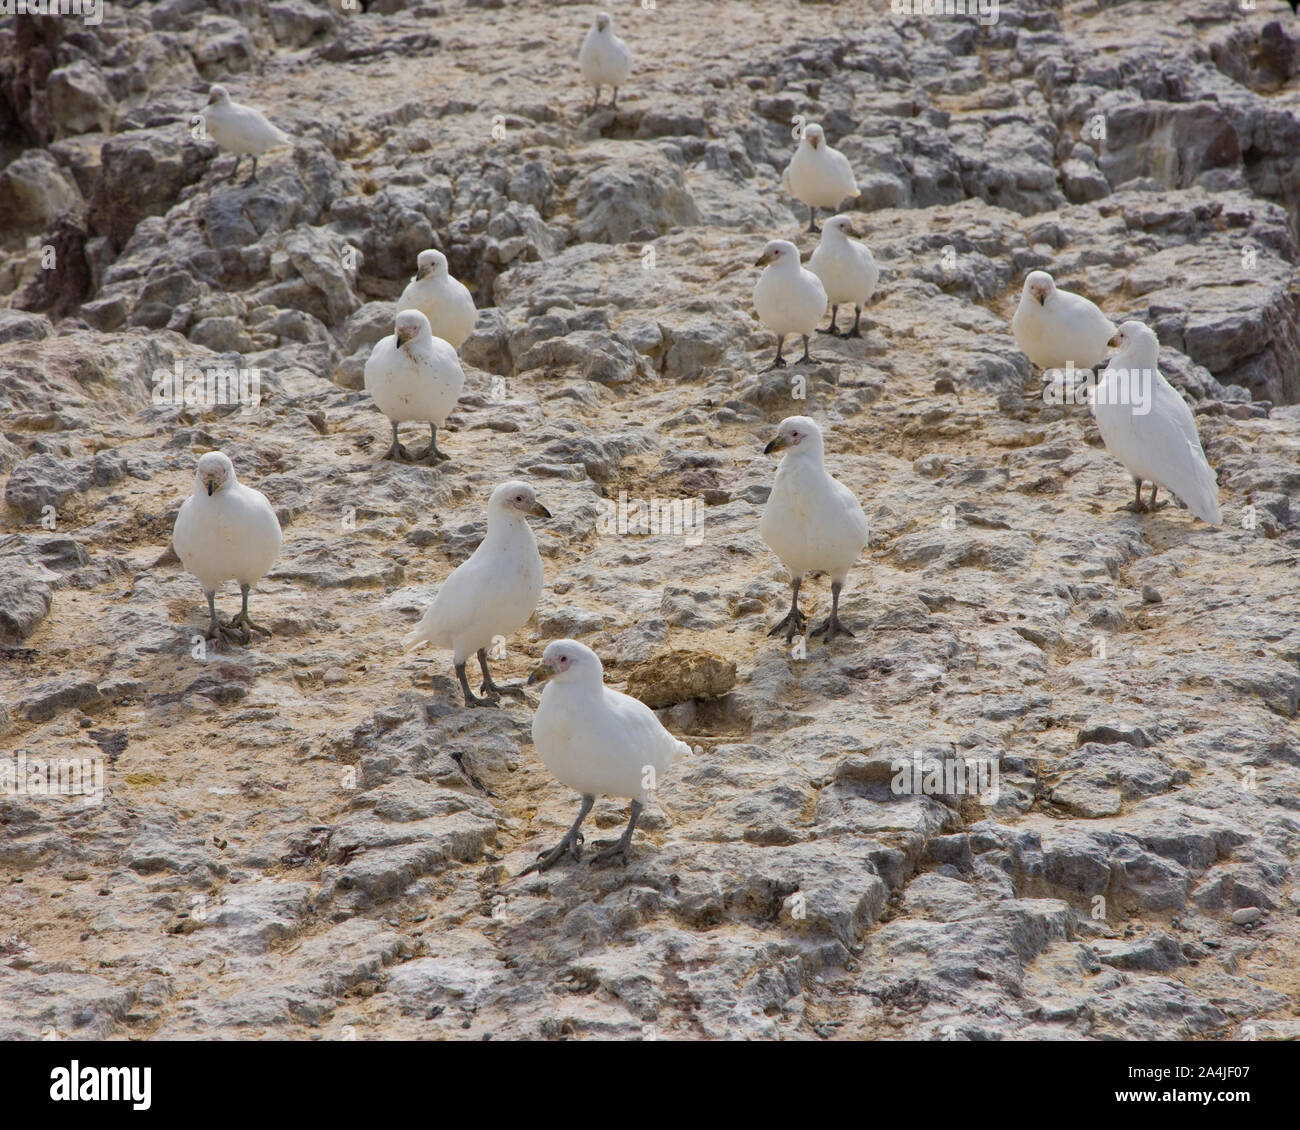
[364, 309, 466, 464]
[403, 480, 550, 707]
[760, 417, 870, 644]
[1011, 270, 1115, 371]
[753, 239, 828, 370]
[781, 123, 859, 233]
[578, 11, 632, 112]
[808, 213, 878, 338]
[521, 639, 691, 874]
[202, 85, 292, 185]
[396, 249, 478, 351]
[172, 451, 282, 645]
[1092, 321, 1222, 524]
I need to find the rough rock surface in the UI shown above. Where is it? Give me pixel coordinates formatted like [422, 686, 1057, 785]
[1, 0, 1299, 1042]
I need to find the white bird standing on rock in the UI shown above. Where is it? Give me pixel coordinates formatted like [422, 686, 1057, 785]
[1093, 321, 1222, 524]
[1011, 270, 1115, 371]
[403, 480, 551, 707]
[753, 239, 828, 370]
[808, 213, 878, 338]
[364, 309, 465, 464]
[761, 417, 869, 645]
[201, 85, 292, 186]
[520, 639, 691, 874]
[396, 249, 478, 351]
[578, 11, 632, 112]
[781, 123, 859, 233]
[173, 451, 282, 645]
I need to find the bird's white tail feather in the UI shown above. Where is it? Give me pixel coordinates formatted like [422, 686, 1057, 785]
[402, 628, 428, 652]
[1182, 442, 1222, 526]
[672, 740, 692, 762]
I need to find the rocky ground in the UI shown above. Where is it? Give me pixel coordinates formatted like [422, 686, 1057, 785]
[2, 0, 1299, 1041]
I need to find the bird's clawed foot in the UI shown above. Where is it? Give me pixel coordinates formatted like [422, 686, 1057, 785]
[767, 608, 807, 642]
[456, 662, 499, 707]
[227, 609, 271, 641]
[479, 678, 525, 700]
[383, 441, 416, 463]
[588, 838, 631, 869]
[809, 614, 854, 644]
[519, 830, 585, 877]
[205, 617, 244, 646]
[418, 445, 450, 466]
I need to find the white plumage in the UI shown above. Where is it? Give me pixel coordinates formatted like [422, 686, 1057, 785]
[781, 123, 859, 231]
[1093, 321, 1222, 525]
[202, 85, 291, 183]
[753, 239, 828, 367]
[531, 640, 690, 805]
[396, 249, 478, 351]
[173, 451, 282, 641]
[761, 416, 869, 643]
[808, 213, 878, 337]
[364, 308, 465, 463]
[578, 11, 632, 109]
[403, 480, 549, 705]
[1011, 270, 1115, 370]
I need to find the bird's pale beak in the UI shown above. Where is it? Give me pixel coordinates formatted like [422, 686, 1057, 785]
[417, 266, 431, 279]
[754, 252, 769, 266]
[206, 480, 214, 496]
[526, 663, 554, 687]
[764, 435, 788, 454]
[1107, 334, 1119, 349]
[810, 136, 820, 149]
[529, 501, 552, 519]
[1036, 294, 1045, 306]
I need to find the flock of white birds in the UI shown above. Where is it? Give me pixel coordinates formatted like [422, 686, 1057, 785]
[171, 10, 1225, 871]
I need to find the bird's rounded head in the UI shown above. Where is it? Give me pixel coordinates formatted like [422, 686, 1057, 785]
[489, 480, 551, 520]
[394, 309, 431, 347]
[1024, 270, 1055, 307]
[195, 451, 236, 496]
[207, 84, 230, 106]
[765, 415, 823, 455]
[1108, 319, 1158, 358]
[595, 11, 611, 31]
[416, 249, 447, 280]
[528, 639, 602, 687]
[803, 123, 824, 149]
[824, 213, 860, 239]
[755, 239, 798, 268]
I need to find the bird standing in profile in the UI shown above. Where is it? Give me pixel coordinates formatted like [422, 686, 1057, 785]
[808, 214, 878, 338]
[201, 85, 291, 185]
[578, 11, 632, 112]
[781, 123, 860, 233]
[521, 639, 690, 874]
[173, 451, 282, 645]
[1092, 321, 1222, 524]
[403, 481, 550, 708]
[760, 417, 870, 645]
